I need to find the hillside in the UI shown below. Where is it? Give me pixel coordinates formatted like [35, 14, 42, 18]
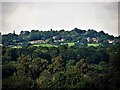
[2, 28, 120, 47]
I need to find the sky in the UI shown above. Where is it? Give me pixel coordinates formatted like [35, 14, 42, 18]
[1, 1, 119, 36]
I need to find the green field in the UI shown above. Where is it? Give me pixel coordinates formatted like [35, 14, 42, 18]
[67, 42, 75, 47]
[12, 46, 22, 48]
[33, 43, 99, 47]
[33, 44, 58, 47]
[33, 43, 75, 47]
[88, 44, 100, 47]
[11, 43, 99, 48]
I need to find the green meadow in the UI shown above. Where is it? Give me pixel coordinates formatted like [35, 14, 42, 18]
[88, 43, 100, 47]
[33, 44, 58, 47]
[67, 42, 75, 47]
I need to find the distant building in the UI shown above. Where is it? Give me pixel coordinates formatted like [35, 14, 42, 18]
[54, 40, 57, 43]
[92, 38, 98, 43]
[87, 37, 94, 43]
[61, 38, 64, 42]
[53, 38, 64, 42]
[108, 40, 114, 43]
[53, 36, 57, 39]
[87, 37, 91, 42]
[0, 44, 3, 46]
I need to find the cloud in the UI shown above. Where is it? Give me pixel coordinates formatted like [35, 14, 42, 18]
[1, 0, 120, 2]
[2, 2, 118, 36]
[0, 2, 2, 33]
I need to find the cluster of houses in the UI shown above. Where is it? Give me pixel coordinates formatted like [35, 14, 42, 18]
[52, 36, 64, 43]
[87, 37, 99, 43]
[27, 36, 120, 45]
[28, 36, 65, 44]
[27, 35, 117, 45]
[86, 37, 120, 44]
[3, 35, 119, 47]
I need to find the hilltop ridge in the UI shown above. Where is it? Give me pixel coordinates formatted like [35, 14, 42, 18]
[2, 28, 120, 47]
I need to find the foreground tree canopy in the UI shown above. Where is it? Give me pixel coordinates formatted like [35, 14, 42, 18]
[2, 43, 120, 89]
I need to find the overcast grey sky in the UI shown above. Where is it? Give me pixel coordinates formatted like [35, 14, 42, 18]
[1, 2, 118, 36]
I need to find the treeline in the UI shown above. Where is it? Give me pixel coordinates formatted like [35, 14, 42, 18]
[2, 43, 120, 89]
[2, 28, 120, 46]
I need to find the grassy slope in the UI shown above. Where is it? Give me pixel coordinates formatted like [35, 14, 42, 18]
[67, 42, 75, 47]
[33, 44, 58, 47]
[88, 44, 100, 47]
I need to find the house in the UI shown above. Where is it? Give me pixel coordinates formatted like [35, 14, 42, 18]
[61, 38, 64, 42]
[108, 40, 114, 44]
[53, 36, 57, 39]
[92, 38, 98, 43]
[87, 37, 91, 42]
[53, 40, 58, 43]
[56, 38, 64, 42]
